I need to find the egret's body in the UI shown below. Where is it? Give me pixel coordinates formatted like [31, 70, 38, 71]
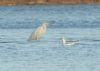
[61, 37, 79, 46]
[28, 23, 48, 41]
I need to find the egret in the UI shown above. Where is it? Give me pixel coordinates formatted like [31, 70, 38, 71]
[61, 37, 79, 46]
[28, 22, 48, 41]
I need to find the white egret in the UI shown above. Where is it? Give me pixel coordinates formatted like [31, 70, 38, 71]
[61, 37, 79, 46]
[28, 22, 48, 41]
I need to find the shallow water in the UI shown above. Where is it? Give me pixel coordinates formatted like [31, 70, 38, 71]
[0, 5, 100, 71]
[0, 28, 100, 71]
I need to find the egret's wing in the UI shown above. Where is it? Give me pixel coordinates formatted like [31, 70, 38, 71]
[28, 26, 45, 41]
[34, 26, 45, 39]
[27, 31, 36, 41]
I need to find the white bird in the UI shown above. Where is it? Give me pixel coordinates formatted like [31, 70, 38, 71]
[28, 22, 48, 41]
[61, 37, 79, 46]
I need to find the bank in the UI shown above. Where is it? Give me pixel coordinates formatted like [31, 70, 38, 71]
[0, 0, 100, 6]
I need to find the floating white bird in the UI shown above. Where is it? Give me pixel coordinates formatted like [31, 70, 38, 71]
[28, 22, 48, 41]
[61, 37, 79, 46]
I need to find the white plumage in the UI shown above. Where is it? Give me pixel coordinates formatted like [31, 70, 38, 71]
[28, 23, 48, 41]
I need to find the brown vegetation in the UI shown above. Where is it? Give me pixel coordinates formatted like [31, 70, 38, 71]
[0, 0, 100, 5]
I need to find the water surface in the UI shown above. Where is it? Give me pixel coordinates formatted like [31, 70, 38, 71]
[0, 5, 100, 71]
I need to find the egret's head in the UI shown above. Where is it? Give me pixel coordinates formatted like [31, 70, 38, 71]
[42, 22, 49, 27]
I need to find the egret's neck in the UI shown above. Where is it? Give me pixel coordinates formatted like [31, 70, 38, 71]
[43, 24, 47, 29]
